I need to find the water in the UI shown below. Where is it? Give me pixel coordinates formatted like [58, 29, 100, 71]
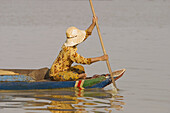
[0, 89, 125, 113]
[0, 0, 170, 113]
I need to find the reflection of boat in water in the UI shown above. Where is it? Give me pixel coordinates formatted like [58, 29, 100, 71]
[0, 68, 125, 90]
[0, 88, 125, 112]
[47, 92, 125, 112]
[34, 89, 125, 112]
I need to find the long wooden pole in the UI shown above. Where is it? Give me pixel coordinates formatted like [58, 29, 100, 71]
[89, 0, 118, 92]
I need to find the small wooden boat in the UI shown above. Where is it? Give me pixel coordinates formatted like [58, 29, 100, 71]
[0, 68, 125, 90]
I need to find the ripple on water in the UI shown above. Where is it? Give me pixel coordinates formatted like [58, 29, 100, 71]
[0, 89, 125, 113]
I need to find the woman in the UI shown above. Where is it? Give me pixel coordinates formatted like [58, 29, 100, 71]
[50, 16, 108, 81]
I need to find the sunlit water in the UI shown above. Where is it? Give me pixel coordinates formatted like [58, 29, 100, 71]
[0, 0, 170, 113]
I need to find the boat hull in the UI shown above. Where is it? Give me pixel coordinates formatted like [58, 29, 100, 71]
[0, 69, 125, 90]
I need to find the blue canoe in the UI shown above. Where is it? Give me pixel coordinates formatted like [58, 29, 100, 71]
[0, 69, 125, 90]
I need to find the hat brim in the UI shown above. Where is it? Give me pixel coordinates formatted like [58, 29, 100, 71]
[64, 30, 86, 47]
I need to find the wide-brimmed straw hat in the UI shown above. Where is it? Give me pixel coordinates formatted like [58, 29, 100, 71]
[64, 26, 86, 47]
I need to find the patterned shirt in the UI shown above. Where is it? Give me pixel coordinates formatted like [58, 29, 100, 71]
[50, 30, 92, 77]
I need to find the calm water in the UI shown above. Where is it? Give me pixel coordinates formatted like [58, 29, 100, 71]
[0, 89, 125, 113]
[0, 0, 170, 113]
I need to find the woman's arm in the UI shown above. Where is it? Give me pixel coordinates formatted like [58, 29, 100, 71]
[86, 16, 98, 34]
[91, 54, 108, 63]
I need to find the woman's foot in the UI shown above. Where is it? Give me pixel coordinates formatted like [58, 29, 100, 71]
[78, 73, 87, 79]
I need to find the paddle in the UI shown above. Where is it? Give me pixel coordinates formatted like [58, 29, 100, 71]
[89, 0, 118, 93]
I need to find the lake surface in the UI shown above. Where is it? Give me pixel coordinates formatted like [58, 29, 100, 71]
[0, 89, 125, 113]
[0, 0, 170, 113]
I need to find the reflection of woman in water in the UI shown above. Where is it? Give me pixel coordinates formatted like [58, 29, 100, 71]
[47, 90, 125, 113]
[47, 95, 82, 113]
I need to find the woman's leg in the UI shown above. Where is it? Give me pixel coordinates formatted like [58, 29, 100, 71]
[71, 65, 87, 79]
[70, 65, 85, 74]
[52, 65, 86, 81]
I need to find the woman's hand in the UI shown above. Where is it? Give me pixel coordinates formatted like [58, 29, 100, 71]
[100, 54, 108, 61]
[92, 16, 98, 24]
